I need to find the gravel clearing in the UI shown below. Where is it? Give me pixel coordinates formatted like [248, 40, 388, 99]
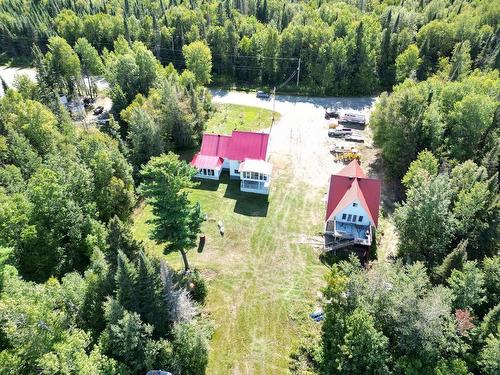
[211, 90, 377, 188]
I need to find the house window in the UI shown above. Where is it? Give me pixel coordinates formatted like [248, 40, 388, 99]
[358, 216, 363, 222]
[234, 169, 239, 174]
[342, 214, 347, 220]
[353, 203, 358, 207]
[263, 175, 268, 181]
[347, 214, 352, 221]
[208, 169, 214, 176]
[352, 215, 357, 222]
[202, 168, 207, 175]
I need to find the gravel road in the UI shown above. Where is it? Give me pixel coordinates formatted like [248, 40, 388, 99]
[0, 66, 109, 96]
[211, 90, 377, 188]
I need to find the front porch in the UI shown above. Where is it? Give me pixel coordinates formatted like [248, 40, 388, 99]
[240, 179, 270, 195]
[325, 220, 372, 246]
[239, 159, 272, 195]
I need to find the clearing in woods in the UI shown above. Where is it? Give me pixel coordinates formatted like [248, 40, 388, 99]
[132, 95, 378, 374]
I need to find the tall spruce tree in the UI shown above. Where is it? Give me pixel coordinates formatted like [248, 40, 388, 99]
[115, 251, 138, 311]
[139, 153, 204, 272]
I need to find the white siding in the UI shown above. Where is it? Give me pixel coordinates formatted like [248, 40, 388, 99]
[229, 160, 241, 179]
[334, 200, 371, 226]
[194, 168, 220, 180]
[222, 158, 230, 169]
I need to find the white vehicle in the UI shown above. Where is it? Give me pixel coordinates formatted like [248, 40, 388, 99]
[328, 126, 353, 137]
[339, 112, 366, 125]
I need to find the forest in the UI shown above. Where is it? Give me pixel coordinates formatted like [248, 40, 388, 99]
[0, 0, 498, 94]
[0, 31, 212, 372]
[0, 0, 499, 374]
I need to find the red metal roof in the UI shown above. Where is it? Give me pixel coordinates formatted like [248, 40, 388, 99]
[335, 159, 367, 178]
[200, 134, 232, 158]
[190, 153, 224, 170]
[195, 131, 269, 161]
[225, 131, 269, 161]
[325, 160, 381, 227]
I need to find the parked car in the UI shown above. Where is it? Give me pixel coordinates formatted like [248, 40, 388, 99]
[256, 90, 270, 99]
[83, 97, 95, 108]
[93, 106, 104, 115]
[339, 112, 366, 125]
[325, 109, 340, 119]
[328, 126, 353, 137]
[345, 134, 365, 143]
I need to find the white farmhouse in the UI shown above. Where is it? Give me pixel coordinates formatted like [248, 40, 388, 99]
[190, 130, 272, 195]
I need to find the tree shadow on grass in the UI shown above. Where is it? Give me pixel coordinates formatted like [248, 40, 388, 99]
[192, 172, 270, 217]
[222, 174, 269, 217]
[177, 147, 197, 163]
[366, 153, 403, 215]
[192, 178, 220, 191]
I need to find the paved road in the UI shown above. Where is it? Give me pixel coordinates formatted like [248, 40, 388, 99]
[211, 90, 377, 187]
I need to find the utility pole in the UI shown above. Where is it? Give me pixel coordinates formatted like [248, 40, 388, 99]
[272, 86, 276, 123]
[296, 57, 301, 86]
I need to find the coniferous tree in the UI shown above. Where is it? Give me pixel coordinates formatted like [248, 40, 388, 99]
[115, 251, 138, 311]
[139, 153, 204, 272]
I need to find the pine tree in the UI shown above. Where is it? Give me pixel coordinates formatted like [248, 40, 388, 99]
[1, 77, 9, 95]
[433, 239, 468, 283]
[115, 251, 138, 311]
[262, 0, 268, 23]
[136, 252, 169, 336]
[106, 216, 141, 277]
[139, 153, 204, 272]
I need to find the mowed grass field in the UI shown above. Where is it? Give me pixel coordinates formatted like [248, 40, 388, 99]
[205, 103, 279, 134]
[132, 104, 327, 374]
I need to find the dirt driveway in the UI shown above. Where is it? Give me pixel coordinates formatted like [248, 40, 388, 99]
[211, 90, 398, 262]
[211, 90, 377, 188]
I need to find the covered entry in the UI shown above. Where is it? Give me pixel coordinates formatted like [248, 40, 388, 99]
[239, 159, 272, 195]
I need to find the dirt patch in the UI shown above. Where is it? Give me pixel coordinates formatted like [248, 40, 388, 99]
[294, 234, 325, 249]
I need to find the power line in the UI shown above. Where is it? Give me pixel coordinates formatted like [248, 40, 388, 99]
[0, 35, 300, 63]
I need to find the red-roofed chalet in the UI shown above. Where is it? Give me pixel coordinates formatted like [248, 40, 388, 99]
[325, 160, 381, 248]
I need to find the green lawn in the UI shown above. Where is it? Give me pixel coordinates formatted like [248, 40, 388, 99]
[205, 103, 279, 134]
[132, 163, 328, 373]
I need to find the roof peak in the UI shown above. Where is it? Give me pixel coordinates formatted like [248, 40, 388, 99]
[336, 159, 366, 178]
